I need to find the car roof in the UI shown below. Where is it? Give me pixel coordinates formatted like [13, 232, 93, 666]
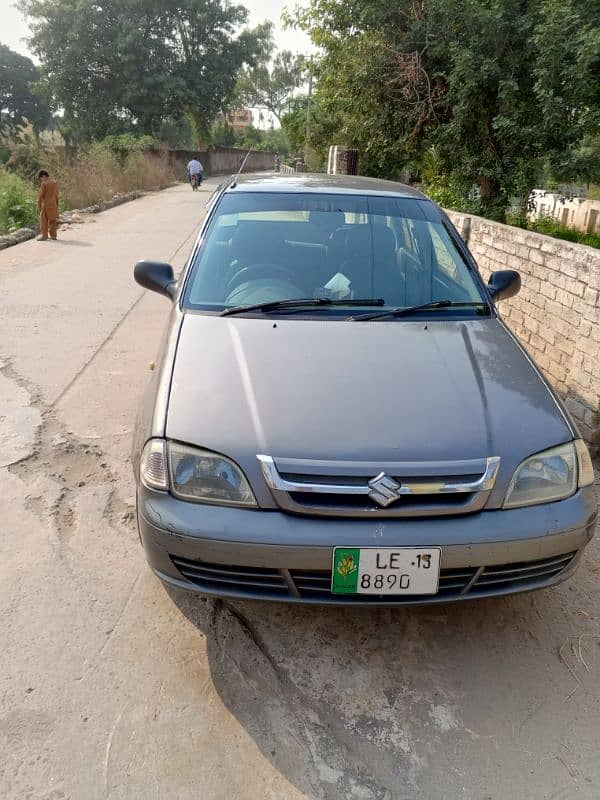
[225, 172, 429, 200]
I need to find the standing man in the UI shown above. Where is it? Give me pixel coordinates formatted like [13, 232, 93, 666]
[187, 156, 203, 187]
[37, 169, 59, 241]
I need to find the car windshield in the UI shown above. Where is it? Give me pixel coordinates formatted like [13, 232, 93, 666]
[184, 191, 488, 316]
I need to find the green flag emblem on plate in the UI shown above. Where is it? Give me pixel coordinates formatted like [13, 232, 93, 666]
[332, 548, 360, 593]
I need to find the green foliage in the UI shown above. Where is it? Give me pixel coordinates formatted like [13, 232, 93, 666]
[20, 0, 272, 143]
[424, 179, 478, 214]
[281, 95, 308, 157]
[226, 124, 289, 154]
[524, 215, 600, 249]
[280, 94, 329, 164]
[560, 134, 600, 189]
[0, 169, 38, 233]
[212, 117, 290, 153]
[260, 128, 289, 155]
[236, 49, 305, 122]
[235, 125, 264, 148]
[4, 134, 48, 180]
[293, 0, 600, 220]
[504, 211, 600, 249]
[0, 42, 50, 136]
[102, 134, 158, 159]
[212, 122, 237, 147]
[421, 148, 482, 214]
[158, 116, 196, 150]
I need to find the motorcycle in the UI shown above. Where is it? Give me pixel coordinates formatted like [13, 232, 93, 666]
[189, 172, 203, 191]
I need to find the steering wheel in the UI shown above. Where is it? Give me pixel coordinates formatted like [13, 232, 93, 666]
[225, 263, 298, 298]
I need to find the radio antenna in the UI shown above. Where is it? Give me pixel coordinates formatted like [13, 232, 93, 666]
[231, 147, 253, 187]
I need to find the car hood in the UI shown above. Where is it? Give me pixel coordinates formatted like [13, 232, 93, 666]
[166, 315, 572, 500]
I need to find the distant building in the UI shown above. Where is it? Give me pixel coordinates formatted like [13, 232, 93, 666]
[226, 109, 253, 132]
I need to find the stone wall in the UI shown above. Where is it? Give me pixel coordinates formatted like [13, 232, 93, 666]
[446, 210, 600, 451]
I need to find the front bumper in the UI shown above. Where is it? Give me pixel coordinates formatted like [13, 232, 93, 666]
[138, 485, 597, 605]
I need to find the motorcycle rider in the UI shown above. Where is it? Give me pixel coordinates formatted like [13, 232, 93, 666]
[187, 156, 203, 187]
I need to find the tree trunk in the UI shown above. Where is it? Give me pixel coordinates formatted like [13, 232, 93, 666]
[477, 175, 505, 221]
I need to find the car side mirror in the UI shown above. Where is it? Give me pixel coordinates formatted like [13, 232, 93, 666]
[134, 260, 177, 301]
[488, 270, 521, 302]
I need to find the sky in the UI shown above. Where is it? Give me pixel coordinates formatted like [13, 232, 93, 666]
[0, 0, 314, 58]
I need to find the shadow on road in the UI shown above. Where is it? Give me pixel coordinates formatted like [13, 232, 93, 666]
[165, 557, 600, 800]
[54, 239, 94, 247]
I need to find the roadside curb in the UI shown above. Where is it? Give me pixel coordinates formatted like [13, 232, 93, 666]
[0, 227, 37, 250]
[0, 182, 179, 251]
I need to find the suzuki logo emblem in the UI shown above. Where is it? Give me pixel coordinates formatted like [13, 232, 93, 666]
[368, 472, 403, 507]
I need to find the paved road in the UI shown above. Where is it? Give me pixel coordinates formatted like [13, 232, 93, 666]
[1, 180, 599, 800]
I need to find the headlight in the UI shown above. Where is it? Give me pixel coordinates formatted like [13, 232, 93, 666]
[504, 441, 590, 508]
[168, 442, 257, 507]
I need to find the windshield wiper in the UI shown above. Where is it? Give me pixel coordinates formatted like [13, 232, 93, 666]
[220, 297, 385, 317]
[350, 300, 489, 321]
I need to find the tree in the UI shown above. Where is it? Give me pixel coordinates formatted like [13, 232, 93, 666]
[566, 133, 600, 189]
[294, 0, 600, 219]
[281, 95, 309, 155]
[212, 121, 237, 147]
[158, 115, 197, 149]
[236, 49, 305, 123]
[20, 0, 271, 143]
[0, 43, 50, 136]
[169, 5, 272, 143]
[260, 127, 289, 155]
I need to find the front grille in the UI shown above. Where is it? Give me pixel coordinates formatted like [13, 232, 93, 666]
[169, 551, 577, 602]
[288, 491, 474, 511]
[257, 455, 501, 518]
[171, 556, 288, 595]
[469, 552, 576, 593]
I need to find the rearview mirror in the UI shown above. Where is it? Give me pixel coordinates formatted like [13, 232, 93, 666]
[488, 270, 521, 302]
[134, 260, 177, 300]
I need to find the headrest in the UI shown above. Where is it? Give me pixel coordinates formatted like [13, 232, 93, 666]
[308, 210, 346, 230]
[371, 225, 397, 256]
[343, 225, 372, 258]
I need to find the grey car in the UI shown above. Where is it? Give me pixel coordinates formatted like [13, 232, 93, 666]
[132, 173, 597, 605]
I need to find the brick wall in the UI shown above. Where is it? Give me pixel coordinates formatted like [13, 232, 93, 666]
[446, 210, 600, 452]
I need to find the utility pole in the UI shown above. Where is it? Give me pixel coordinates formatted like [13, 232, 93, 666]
[304, 57, 313, 165]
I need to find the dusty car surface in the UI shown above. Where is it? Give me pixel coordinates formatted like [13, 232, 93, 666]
[132, 173, 597, 605]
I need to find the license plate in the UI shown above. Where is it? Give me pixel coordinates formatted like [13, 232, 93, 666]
[331, 547, 441, 595]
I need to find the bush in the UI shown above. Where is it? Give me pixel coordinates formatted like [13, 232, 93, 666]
[421, 149, 483, 215]
[1, 139, 177, 225]
[425, 179, 479, 213]
[120, 150, 175, 193]
[0, 169, 38, 234]
[102, 133, 158, 159]
[57, 143, 176, 209]
[5, 135, 48, 181]
[526, 214, 600, 250]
